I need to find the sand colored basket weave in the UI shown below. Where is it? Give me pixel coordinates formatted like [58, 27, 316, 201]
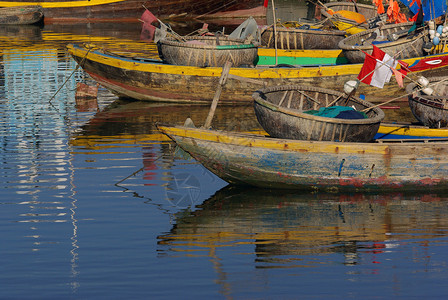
[157, 35, 258, 67]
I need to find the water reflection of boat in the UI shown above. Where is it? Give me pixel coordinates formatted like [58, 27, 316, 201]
[0, 24, 42, 40]
[158, 186, 448, 264]
[67, 43, 448, 103]
[0, 0, 266, 24]
[71, 100, 261, 147]
[158, 123, 448, 191]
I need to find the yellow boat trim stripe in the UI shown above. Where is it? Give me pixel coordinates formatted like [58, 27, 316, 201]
[67, 45, 368, 78]
[0, 0, 125, 8]
[257, 48, 343, 58]
[69, 44, 448, 79]
[159, 126, 391, 155]
[378, 125, 448, 137]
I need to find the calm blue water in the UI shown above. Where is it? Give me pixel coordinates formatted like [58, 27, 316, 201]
[1, 23, 448, 299]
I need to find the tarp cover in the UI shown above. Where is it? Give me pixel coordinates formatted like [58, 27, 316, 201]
[399, 0, 447, 21]
[304, 106, 367, 119]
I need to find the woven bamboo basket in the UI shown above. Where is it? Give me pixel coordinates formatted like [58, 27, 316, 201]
[260, 26, 346, 50]
[338, 22, 427, 64]
[252, 84, 384, 142]
[157, 35, 258, 67]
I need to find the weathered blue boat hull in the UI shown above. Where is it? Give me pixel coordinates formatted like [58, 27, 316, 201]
[158, 124, 448, 191]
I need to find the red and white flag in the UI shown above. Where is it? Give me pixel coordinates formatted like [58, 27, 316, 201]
[357, 45, 398, 88]
[140, 22, 157, 42]
[140, 9, 158, 25]
[140, 9, 158, 42]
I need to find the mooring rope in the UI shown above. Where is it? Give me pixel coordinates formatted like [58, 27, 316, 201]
[49, 45, 92, 104]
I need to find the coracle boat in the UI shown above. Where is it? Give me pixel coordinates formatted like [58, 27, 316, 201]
[0, 5, 43, 25]
[260, 25, 347, 50]
[321, 1, 379, 20]
[406, 76, 448, 128]
[157, 35, 258, 67]
[338, 22, 427, 63]
[157, 123, 448, 191]
[320, 1, 379, 34]
[252, 85, 384, 142]
[67, 43, 448, 103]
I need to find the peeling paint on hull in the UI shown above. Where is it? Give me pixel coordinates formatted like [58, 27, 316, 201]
[158, 124, 448, 191]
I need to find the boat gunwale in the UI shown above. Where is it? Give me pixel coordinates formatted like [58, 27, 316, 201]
[157, 123, 448, 153]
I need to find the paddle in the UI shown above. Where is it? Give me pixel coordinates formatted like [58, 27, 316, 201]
[203, 61, 232, 128]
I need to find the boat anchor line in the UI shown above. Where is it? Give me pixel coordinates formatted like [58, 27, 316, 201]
[50, 46, 92, 104]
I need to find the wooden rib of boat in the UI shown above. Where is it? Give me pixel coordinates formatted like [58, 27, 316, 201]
[67, 43, 448, 103]
[252, 85, 384, 142]
[0, 5, 43, 25]
[157, 35, 258, 67]
[406, 76, 448, 128]
[260, 26, 346, 50]
[157, 123, 448, 191]
[0, 0, 265, 24]
[338, 22, 427, 64]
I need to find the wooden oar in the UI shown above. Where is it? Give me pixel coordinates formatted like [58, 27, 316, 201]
[203, 61, 232, 128]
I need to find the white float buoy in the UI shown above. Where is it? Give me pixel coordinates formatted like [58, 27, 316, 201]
[344, 80, 359, 94]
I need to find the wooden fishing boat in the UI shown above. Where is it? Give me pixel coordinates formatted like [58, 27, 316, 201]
[157, 35, 258, 67]
[0, 5, 43, 25]
[339, 22, 427, 64]
[67, 43, 448, 103]
[0, 0, 265, 24]
[157, 123, 448, 191]
[256, 47, 348, 66]
[406, 76, 448, 128]
[376, 122, 448, 139]
[252, 84, 384, 142]
[260, 25, 346, 50]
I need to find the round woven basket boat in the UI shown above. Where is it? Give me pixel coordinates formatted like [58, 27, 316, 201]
[252, 84, 385, 142]
[406, 76, 448, 128]
[338, 22, 427, 64]
[157, 35, 258, 67]
[260, 26, 346, 50]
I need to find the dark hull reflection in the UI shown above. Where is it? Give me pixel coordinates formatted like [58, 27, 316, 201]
[159, 186, 448, 267]
[75, 99, 262, 138]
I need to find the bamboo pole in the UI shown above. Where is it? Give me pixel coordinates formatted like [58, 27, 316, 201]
[271, 0, 278, 65]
